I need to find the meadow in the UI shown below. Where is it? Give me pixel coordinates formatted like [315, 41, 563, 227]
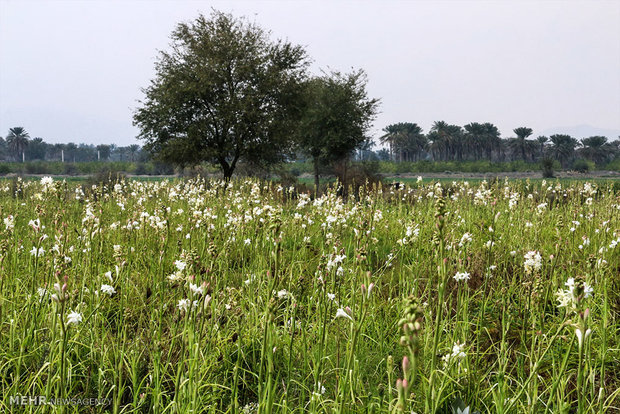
[0, 176, 618, 413]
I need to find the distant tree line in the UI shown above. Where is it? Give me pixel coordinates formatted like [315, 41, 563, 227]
[379, 122, 620, 168]
[0, 127, 144, 163]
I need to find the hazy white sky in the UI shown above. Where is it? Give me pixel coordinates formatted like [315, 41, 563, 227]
[1, 0, 619, 145]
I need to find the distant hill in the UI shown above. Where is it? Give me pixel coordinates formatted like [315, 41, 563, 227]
[540, 124, 620, 140]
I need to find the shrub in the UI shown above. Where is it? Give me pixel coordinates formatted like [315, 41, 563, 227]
[541, 158, 555, 178]
[572, 159, 593, 173]
[63, 163, 78, 176]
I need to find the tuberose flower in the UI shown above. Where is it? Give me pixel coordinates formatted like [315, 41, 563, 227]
[335, 308, 353, 321]
[67, 311, 83, 325]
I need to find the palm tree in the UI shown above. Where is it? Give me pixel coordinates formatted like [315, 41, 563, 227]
[482, 123, 501, 161]
[549, 134, 578, 168]
[380, 123, 426, 162]
[428, 121, 462, 161]
[512, 127, 533, 161]
[579, 136, 607, 165]
[536, 136, 548, 160]
[128, 144, 141, 161]
[464, 123, 486, 160]
[6, 127, 30, 161]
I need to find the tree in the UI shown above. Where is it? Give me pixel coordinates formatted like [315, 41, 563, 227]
[549, 134, 578, 167]
[6, 127, 30, 161]
[536, 136, 548, 160]
[380, 123, 426, 162]
[512, 127, 533, 161]
[579, 136, 607, 165]
[133, 11, 309, 180]
[426, 121, 463, 161]
[128, 144, 141, 161]
[96, 144, 111, 161]
[295, 70, 379, 193]
[463, 122, 501, 160]
[27, 137, 47, 160]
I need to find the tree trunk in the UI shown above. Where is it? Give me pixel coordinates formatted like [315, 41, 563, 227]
[220, 159, 233, 182]
[342, 158, 348, 201]
[313, 156, 320, 196]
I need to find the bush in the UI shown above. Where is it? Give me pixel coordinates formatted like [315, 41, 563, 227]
[605, 159, 620, 172]
[63, 163, 78, 176]
[541, 158, 555, 178]
[86, 168, 127, 190]
[0, 164, 10, 175]
[333, 161, 382, 197]
[572, 159, 593, 173]
[134, 163, 149, 175]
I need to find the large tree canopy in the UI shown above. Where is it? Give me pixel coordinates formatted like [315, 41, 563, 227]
[295, 70, 379, 192]
[133, 11, 309, 179]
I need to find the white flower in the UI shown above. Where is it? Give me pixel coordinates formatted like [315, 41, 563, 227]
[575, 328, 592, 349]
[177, 298, 190, 312]
[30, 247, 45, 257]
[67, 311, 83, 325]
[189, 282, 204, 296]
[443, 341, 467, 366]
[459, 232, 473, 247]
[174, 260, 187, 272]
[523, 251, 542, 275]
[113, 245, 122, 255]
[3, 215, 14, 231]
[335, 308, 353, 321]
[556, 277, 594, 310]
[41, 176, 54, 187]
[168, 271, 184, 283]
[244, 239, 251, 245]
[327, 293, 336, 301]
[104, 271, 113, 283]
[100, 284, 116, 296]
[277, 289, 290, 299]
[453, 271, 470, 282]
[451, 342, 466, 359]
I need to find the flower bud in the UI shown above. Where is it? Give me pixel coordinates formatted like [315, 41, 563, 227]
[396, 379, 403, 391]
[402, 356, 410, 375]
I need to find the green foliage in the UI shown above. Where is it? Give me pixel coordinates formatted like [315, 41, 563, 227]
[541, 157, 555, 178]
[572, 159, 594, 173]
[133, 11, 309, 179]
[295, 69, 379, 190]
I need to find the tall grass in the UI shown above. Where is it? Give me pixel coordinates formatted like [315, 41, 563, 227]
[0, 176, 618, 413]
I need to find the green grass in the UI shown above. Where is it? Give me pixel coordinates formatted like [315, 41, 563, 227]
[0, 177, 618, 413]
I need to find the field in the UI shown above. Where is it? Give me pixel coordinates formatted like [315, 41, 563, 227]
[0, 177, 619, 413]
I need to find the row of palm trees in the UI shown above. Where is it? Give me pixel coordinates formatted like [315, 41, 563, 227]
[380, 122, 619, 167]
[1, 128, 143, 162]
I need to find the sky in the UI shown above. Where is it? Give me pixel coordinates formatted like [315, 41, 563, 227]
[1, 0, 619, 146]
